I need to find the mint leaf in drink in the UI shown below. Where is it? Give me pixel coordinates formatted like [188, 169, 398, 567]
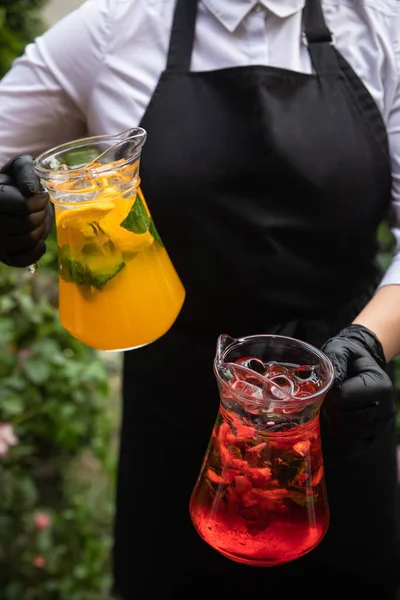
[149, 218, 164, 247]
[287, 491, 315, 507]
[61, 147, 100, 168]
[58, 246, 126, 290]
[59, 246, 87, 285]
[120, 193, 150, 234]
[91, 262, 126, 289]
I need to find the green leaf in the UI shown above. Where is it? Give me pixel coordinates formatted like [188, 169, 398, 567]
[0, 317, 15, 344]
[18, 293, 42, 324]
[61, 147, 100, 168]
[59, 404, 77, 419]
[58, 247, 86, 286]
[287, 490, 315, 507]
[0, 8, 6, 30]
[4, 582, 25, 600]
[149, 219, 164, 247]
[120, 193, 150, 234]
[91, 262, 126, 289]
[81, 362, 109, 385]
[18, 477, 38, 507]
[73, 564, 88, 580]
[59, 246, 126, 290]
[0, 295, 15, 312]
[0, 394, 24, 417]
[36, 529, 53, 553]
[4, 373, 25, 392]
[23, 357, 51, 384]
[32, 338, 61, 361]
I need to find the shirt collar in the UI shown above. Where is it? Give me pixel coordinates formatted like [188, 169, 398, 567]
[201, 0, 306, 32]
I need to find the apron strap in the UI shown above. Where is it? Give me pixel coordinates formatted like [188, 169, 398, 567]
[302, 0, 341, 75]
[166, 0, 198, 73]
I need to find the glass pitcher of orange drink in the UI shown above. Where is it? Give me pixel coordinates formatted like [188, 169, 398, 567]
[34, 128, 185, 351]
[190, 333, 334, 566]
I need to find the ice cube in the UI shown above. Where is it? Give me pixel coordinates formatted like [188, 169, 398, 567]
[235, 356, 266, 374]
[264, 362, 291, 377]
[268, 374, 299, 398]
[293, 365, 315, 380]
[229, 363, 265, 386]
[232, 379, 264, 400]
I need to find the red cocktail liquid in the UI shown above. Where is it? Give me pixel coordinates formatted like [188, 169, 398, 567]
[189, 359, 329, 566]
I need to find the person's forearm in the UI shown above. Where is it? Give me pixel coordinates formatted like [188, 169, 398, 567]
[352, 284, 400, 362]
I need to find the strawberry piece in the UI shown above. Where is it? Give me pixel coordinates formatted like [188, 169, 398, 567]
[219, 443, 233, 468]
[292, 440, 311, 457]
[238, 505, 260, 522]
[246, 442, 267, 454]
[232, 419, 256, 441]
[218, 422, 231, 446]
[222, 468, 241, 484]
[256, 488, 288, 501]
[226, 487, 240, 508]
[234, 475, 253, 494]
[230, 457, 250, 473]
[269, 439, 293, 451]
[206, 469, 226, 485]
[240, 490, 258, 507]
[248, 467, 272, 487]
[297, 472, 309, 486]
[311, 465, 324, 486]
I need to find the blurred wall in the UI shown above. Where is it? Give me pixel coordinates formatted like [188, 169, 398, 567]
[44, 0, 84, 26]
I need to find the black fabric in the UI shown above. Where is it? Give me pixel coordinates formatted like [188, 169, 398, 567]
[165, 0, 197, 72]
[113, 0, 399, 597]
[303, 0, 334, 45]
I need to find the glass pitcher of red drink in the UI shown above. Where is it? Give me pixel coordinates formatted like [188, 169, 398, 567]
[189, 333, 334, 566]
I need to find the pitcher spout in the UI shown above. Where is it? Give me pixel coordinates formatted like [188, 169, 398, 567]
[214, 334, 237, 382]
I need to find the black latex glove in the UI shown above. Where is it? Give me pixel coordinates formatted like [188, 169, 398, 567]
[321, 324, 395, 450]
[0, 155, 53, 267]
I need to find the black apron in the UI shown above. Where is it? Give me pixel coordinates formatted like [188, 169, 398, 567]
[113, 1, 399, 597]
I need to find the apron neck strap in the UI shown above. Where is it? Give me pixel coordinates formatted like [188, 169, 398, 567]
[303, 0, 334, 46]
[166, 0, 198, 73]
[302, 0, 340, 74]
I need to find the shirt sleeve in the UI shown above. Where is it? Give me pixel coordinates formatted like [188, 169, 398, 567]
[379, 69, 400, 288]
[377, 5, 400, 288]
[0, 0, 114, 165]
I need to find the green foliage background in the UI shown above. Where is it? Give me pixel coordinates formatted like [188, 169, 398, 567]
[0, 0, 49, 79]
[0, 3, 122, 598]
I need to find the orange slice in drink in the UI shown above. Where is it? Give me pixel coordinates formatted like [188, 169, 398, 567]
[56, 201, 115, 248]
[99, 191, 154, 255]
[56, 202, 115, 228]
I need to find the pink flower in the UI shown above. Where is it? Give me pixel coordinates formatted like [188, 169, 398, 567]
[0, 424, 18, 459]
[34, 513, 51, 531]
[33, 555, 46, 568]
[18, 349, 33, 359]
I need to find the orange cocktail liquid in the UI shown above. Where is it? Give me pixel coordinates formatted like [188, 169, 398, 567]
[54, 186, 185, 351]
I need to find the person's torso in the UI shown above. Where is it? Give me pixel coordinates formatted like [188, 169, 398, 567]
[86, 0, 400, 137]
[114, 0, 391, 335]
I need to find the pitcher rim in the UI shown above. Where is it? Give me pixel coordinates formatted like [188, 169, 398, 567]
[33, 127, 147, 181]
[214, 333, 335, 407]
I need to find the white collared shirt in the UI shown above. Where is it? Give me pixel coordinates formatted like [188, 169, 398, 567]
[1, 0, 400, 286]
